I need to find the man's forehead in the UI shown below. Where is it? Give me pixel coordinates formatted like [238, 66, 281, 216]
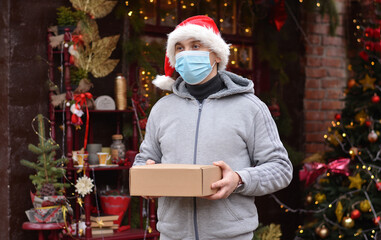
[175, 39, 202, 45]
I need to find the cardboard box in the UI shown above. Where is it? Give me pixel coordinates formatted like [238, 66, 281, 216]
[129, 164, 222, 197]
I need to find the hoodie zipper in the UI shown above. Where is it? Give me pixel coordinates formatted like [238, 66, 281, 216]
[193, 102, 203, 240]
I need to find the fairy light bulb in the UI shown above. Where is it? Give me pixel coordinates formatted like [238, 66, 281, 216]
[316, 1, 320, 7]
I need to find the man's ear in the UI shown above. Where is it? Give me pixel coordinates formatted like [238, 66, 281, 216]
[216, 56, 222, 63]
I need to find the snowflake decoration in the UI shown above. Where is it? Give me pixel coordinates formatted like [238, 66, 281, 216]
[75, 176, 94, 197]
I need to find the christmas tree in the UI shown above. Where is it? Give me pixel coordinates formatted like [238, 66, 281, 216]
[21, 114, 69, 196]
[296, 1, 381, 239]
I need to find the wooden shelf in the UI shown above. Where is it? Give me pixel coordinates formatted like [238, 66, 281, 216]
[76, 229, 160, 240]
[65, 165, 131, 171]
[54, 109, 133, 113]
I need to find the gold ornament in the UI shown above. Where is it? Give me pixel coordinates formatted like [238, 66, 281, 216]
[348, 173, 365, 190]
[359, 74, 376, 91]
[315, 225, 329, 239]
[355, 110, 367, 125]
[359, 200, 371, 212]
[342, 216, 355, 228]
[335, 201, 344, 222]
[96, 218, 104, 228]
[349, 147, 359, 159]
[306, 194, 313, 204]
[257, 224, 282, 240]
[77, 197, 83, 207]
[315, 193, 326, 203]
[327, 130, 343, 146]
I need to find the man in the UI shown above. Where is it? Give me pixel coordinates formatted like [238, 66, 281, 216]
[134, 15, 293, 240]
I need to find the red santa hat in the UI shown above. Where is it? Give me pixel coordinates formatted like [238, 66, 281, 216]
[152, 15, 230, 91]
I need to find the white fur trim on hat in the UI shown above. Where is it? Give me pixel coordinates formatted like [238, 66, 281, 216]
[166, 24, 230, 71]
[152, 75, 176, 91]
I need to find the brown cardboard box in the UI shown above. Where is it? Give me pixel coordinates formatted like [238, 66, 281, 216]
[129, 164, 222, 197]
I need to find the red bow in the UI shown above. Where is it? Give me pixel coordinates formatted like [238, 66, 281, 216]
[299, 158, 351, 186]
[74, 92, 93, 151]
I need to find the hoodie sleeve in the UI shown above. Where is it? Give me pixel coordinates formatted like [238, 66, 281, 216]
[133, 107, 162, 166]
[235, 99, 293, 196]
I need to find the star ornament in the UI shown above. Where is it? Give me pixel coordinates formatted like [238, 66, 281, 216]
[348, 173, 366, 190]
[96, 218, 104, 228]
[359, 74, 376, 91]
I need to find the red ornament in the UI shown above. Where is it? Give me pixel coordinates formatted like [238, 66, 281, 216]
[334, 113, 341, 121]
[365, 41, 381, 52]
[372, 93, 380, 103]
[368, 130, 378, 143]
[359, 51, 369, 61]
[350, 209, 361, 219]
[347, 79, 356, 89]
[374, 216, 381, 225]
[376, 180, 381, 191]
[271, 0, 287, 32]
[364, 28, 380, 39]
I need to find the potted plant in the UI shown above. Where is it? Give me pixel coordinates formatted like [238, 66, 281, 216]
[21, 114, 71, 223]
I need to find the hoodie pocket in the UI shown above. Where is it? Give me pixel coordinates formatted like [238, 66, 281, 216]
[223, 198, 243, 221]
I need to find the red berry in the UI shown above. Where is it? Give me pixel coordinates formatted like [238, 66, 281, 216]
[335, 113, 341, 121]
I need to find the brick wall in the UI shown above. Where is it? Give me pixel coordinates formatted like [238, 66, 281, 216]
[303, 1, 347, 155]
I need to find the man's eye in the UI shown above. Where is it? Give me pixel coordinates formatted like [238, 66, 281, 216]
[193, 44, 200, 49]
[176, 46, 183, 51]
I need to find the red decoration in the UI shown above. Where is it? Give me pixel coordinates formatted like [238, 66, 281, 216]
[347, 79, 356, 89]
[271, 0, 287, 31]
[374, 216, 381, 225]
[376, 181, 381, 191]
[365, 120, 372, 127]
[365, 27, 381, 39]
[368, 130, 378, 143]
[334, 113, 341, 121]
[299, 158, 351, 186]
[365, 41, 381, 52]
[74, 92, 93, 150]
[372, 93, 380, 103]
[359, 51, 369, 61]
[350, 209, 361, 219]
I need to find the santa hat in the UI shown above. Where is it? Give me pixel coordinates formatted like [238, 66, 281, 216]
[152, 15, 230, 91]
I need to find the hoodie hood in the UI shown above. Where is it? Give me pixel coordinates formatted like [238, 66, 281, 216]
[172, 70, 254, 99]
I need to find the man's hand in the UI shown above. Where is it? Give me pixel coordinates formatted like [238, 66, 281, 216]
[203, 161, 241, 200]
[142, 159, 159, 199]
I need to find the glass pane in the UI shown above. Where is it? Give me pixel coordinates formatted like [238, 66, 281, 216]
[159, 0, 177, 27]
[237, 1, 253, 36]
[229, 45, 253, 69]
[140, 36, 167, 99]
[142, 0, 157, 25]
[220, 0, 236, 34]
[179, 0, 217, 21]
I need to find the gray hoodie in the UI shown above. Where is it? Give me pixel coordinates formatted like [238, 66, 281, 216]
[134, 71, 293, 240]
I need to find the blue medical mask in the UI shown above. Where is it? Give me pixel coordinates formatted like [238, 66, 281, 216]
[175, 51, 216, 85]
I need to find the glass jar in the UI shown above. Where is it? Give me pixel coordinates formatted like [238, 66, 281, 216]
[110, 134, 126, 163]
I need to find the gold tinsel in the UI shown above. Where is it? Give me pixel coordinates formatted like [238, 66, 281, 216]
[70, 0, 118, 19]
[257, 224, 282, 240]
